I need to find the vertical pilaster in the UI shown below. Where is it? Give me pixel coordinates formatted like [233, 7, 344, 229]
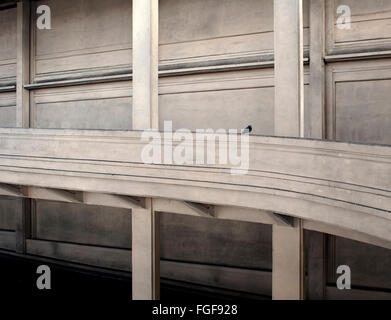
[16, 0, 30, 128]
[308, 0, 326, 139]
[272, 219, 305, 300]
[274, 0, 304, 137]
[132, 0, 159, 130]
[132, 0, 160, 300]
[132, 199, 160, 300]
[15, 199, 31, 254]
[306, 0, 326, 299]
[306, 231, 326, 300]
[273, 0, 306, 300]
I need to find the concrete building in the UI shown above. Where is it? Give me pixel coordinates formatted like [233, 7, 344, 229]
[0, 0, 390, 300]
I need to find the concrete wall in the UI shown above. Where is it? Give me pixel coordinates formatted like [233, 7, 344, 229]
[0, 5, 16, 126]
[30, 0, 278, 296]
[322, 0, 391, 299]
[0, 0, 390, 299]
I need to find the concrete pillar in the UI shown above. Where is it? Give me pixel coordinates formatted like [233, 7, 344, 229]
[16, 0, 30, 128]
[308, 0, 325, 139]
[132, 199, 160, 300]
[131, 0, 160, 300]
[272, 220, 305, 300]
[132, 0, 159, 130]
[274, 0, 304, 137]
[273, 0, 305, 300]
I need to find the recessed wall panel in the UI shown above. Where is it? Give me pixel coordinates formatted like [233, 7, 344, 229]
[32, 81, 132, 130]
[35, 200, 132, 249]
[0, 6, 16, 86]
[33, 0, 132, 81]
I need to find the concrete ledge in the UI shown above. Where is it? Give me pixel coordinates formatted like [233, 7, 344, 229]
[0, 128, 390, 245]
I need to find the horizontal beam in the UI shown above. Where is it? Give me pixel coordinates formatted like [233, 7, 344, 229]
[154, 199, 284, 226]
[0, 185, 146, 210]
[324, 50, 391, 63]
[184, 201, 214, 218]
[23, 56, 311, 90]
[24, 74, 132, 90]
[0, 184, 24, 197]
[83, 192, 145, 210]
[0, 85, 16, 93]
[22, 187, 83, 203]
[153, 199, 200, 217]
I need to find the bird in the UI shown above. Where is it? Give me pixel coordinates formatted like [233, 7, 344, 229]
[241, 125, 253, 134]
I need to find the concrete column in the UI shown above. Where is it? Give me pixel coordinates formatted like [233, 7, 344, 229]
[308, 0, 325, 139]
[132, 0, 159, 130]
[132, 199, 160, 300]
[272, 220, 305, 300]
[16, 0, 30, 128]
[273, 0, 306, 300]
[132, 0, 160, 300]
[274, 0, 304, 137]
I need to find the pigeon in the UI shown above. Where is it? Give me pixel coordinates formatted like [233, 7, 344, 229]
[241, 125, 253, 134]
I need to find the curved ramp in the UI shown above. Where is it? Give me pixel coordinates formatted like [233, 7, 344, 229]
[0, 128, 390, 245]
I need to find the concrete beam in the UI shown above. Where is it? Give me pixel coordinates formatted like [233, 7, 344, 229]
[132, 198, 160, 300]
[22, 187, 83, 203]
[83, 193, 145, 210]
[0, 184, 23, 197]
[132, 0, 159, 130]
[154, 199, 284, 226]
[153, 199, 201, 217]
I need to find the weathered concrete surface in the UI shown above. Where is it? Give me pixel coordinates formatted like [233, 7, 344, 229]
[0, 128, 389, 244]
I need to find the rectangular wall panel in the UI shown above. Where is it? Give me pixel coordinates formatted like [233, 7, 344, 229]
[327, 59, 391, 144]
[159, 69, 275, 134]
[336, 79, 391, 145]
[160, 212, 272, 271]
[159, 0, 310, 66]
[31, 0, 310, 81]
[327, 0, 391, 54]
[32, 0, 132, 82]
[159, 68, 310, 134]
[0, 92, 16, 127]
[35, 200, 132, 249]
[330, 237, 391, 291]
[0, 196, 22, 231]
[32, 81, 132, 129]
[0, 6, 17, 86]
